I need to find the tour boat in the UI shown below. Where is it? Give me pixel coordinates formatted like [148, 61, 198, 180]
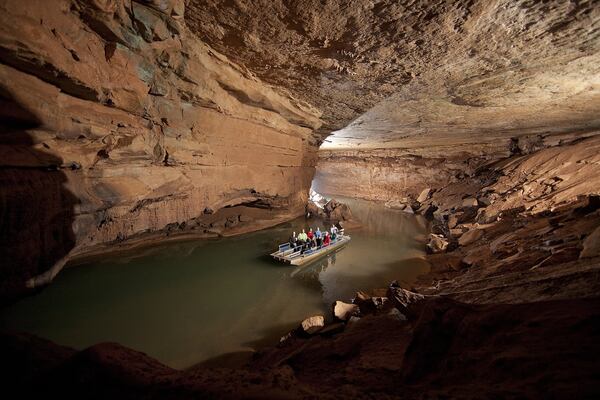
[270, 233, 351, 266]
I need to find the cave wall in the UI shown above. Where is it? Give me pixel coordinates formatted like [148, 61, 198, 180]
[0, 0, 322, 296]
[314, 130, 600, 201]
[184, 0, 599, 200]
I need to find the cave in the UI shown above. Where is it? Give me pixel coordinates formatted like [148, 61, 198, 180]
[0, 0, 599, 398]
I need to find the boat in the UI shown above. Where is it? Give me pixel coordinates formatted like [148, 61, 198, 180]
[270, 233, 351, 266]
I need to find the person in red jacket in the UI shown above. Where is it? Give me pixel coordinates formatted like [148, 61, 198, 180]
[322, 232, 331, 247]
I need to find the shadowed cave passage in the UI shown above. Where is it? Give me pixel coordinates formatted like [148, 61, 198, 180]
[0, 86, 77, 302]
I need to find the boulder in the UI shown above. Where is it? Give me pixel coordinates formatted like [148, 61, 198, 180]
[387, 283, 425, 315]
[321, 198, 353, 222]
[478, 196, 492, 206]
[462, 197, 479, 208]
[580, 226, 600, 259]
[417, 203, 437, 219]
[305, 201, 321, 218]
[427, 233, 449, 253]
[323, 199, 339, 214]
[333, 301, 360, 321]
[353, 291, 389, 315]
[328, 202, 352, 221]
[417, 188, 431, 203]
[458, 228, 484, 246]
[301, 315, 324, 334]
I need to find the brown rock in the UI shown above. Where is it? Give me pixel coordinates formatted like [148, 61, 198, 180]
[580, 226, 600, 259]
[333, 301, 360, 321]
[387, 284, 425, 315]
[459, 229, 484, 246]
[427, 233, 449, 253]
[417, 188, 431, 203]
[301, 315, 325, 335]
[462, 198, 479, 208]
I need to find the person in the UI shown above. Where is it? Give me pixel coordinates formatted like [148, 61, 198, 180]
[315, 227, 322, 247]
[307, 228, 314, 242]
[323, 232, 331, 247]
[289, 232, 297, 250]
[330, 224, 338, 241]
[298, 229, 307, 244]
[298, 229, 308, 253]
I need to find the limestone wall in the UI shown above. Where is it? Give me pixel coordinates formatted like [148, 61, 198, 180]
[0, 0, 322, 296]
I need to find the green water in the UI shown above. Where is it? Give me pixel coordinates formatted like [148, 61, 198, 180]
[0, 198, 428, 369]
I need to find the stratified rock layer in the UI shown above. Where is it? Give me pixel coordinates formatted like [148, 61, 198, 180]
[187, 0, 599, 139]
[0, 0, 322, 296]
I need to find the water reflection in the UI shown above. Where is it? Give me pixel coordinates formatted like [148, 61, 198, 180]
[0, 198, 427, 368]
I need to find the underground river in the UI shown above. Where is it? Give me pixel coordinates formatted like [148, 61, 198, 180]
[0, 198, 429, 369]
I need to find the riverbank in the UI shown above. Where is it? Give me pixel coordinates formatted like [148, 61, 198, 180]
[3, 294, 599, 399]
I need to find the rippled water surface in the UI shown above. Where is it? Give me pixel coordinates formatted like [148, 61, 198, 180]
[0, 198, 428, 368]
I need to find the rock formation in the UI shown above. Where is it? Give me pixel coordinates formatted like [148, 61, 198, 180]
[0, 0, 323, 297]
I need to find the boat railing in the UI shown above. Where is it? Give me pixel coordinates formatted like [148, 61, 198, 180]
[276, 231, 346, 259]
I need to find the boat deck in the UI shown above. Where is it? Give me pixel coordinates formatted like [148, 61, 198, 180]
[270, 235, 351, 266]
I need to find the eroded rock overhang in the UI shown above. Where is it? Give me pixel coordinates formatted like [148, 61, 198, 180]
[0, 0, 325, 296]
[185, 0, 599, 198]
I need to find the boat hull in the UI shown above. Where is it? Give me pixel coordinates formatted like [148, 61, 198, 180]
[270, 235, 351, 266]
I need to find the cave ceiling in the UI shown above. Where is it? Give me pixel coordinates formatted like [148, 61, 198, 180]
[186, 0, 600, 150]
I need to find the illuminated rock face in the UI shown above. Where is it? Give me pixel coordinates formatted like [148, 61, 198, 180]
[0, 0, 322, 294]
[188, 0, 599, 198]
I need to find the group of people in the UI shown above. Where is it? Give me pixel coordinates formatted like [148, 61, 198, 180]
[289, 225, 340, 253]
